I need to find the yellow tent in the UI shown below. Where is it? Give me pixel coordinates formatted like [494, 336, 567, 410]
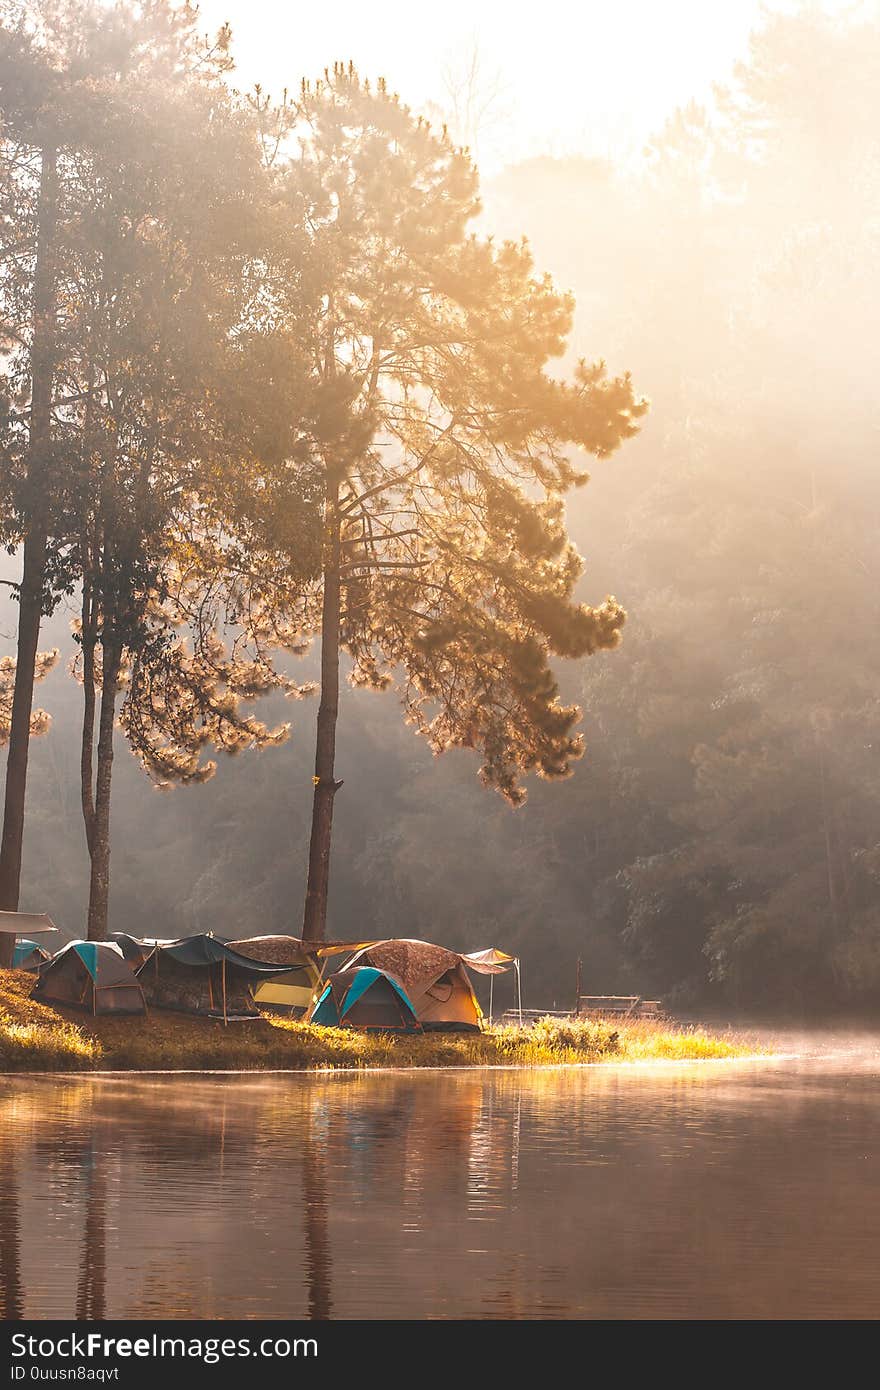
[228, 936, 321, 1016]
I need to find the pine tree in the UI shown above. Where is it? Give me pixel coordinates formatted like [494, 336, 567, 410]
[258, 67, 646, 941]
[58, 27, 297, 940]
[0, 0, 237, 946]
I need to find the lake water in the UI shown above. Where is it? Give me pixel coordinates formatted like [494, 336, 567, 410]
[2, 1037, 879, 1320]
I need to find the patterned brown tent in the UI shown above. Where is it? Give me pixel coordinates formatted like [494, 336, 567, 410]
[342, 939, 483, 1032]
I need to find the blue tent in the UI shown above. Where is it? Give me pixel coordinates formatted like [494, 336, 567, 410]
[33, 940, 145, 1014]
[311, 966, 422, 1033]
[12, 939, 50, 972]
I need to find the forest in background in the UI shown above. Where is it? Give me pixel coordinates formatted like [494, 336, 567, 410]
[3, 7, 878, 1013]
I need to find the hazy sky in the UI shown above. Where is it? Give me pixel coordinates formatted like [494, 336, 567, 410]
[197, 0, 855, 167]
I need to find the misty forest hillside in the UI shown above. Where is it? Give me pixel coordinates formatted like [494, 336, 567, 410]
[4, 10, 879, 1012]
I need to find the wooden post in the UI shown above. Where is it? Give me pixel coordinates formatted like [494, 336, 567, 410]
[222, 957, 228, 1027]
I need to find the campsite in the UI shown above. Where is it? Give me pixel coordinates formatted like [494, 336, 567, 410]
[1, 0, 877, 1337]
[0, 914, 746, 1070]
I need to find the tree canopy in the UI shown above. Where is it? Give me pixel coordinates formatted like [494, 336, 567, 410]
[249, 67, 644, 938]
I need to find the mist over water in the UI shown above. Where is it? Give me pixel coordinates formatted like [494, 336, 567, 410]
[3, 1041, 880, 1320]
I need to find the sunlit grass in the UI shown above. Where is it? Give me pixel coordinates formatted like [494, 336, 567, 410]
[604, 1017, 764, 1061]
[0, 970, 761, 1071]
[0, 968, 103, 1069]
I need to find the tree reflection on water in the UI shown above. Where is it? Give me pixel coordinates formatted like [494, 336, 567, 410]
[3, 1054, 880, 1319]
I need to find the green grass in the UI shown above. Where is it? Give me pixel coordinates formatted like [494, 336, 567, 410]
[0, 969, 761, 1072]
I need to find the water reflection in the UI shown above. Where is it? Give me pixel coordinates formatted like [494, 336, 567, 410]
[0, 1133, 23, 1320]
[302, 1101, 332, 1321]
[1, 1042, 879, 1319]
[76, 1145, 106, 1320]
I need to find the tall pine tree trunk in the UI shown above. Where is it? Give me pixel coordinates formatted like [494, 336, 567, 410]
[79, 573, 97, 858]
[86, 638, 121, 942]
[302, 482, 342, 943]
[0, 145, 58, 963]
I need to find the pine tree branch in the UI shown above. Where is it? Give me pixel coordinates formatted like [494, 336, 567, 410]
[339, 419, 458, 518]
[340, 558, 432, 575]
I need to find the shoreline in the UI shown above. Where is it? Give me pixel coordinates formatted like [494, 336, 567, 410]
[1, 1052, 779, 1080]
[0, 967, 765, 1073]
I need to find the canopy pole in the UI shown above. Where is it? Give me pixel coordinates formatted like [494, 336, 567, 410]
[222, 956, 228, 1027]
[307, 955, 330, 1021]
[489, 975, 494, 1027]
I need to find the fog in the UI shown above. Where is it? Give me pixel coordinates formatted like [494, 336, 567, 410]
[2, 2, 878, 1013]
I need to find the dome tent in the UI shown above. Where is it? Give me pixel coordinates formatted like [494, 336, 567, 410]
[33, 941, 146, 1015]
[310, 966, 422, 1033]
[12, 939, 50, 972]
[336, 939, 483, 1032]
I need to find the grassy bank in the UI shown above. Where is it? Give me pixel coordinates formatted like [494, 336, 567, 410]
[0, 969, 760, 1073]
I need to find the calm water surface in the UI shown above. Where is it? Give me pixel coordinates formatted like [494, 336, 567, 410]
[1, 1036, 879, 1319]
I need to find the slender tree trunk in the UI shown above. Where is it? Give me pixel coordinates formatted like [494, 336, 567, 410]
[79, 574, 97, 858]
[0, 145, 58, 963]
[86, 638, 121, 942]
[302, 482, 342, 943]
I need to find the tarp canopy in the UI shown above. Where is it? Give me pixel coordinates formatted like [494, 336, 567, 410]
[33, 940, 145, 1014]
[227, 935, 313, 967]
[311, 966, 422, 1033]
[139, 933, 291, 1020]
[463, 948, 522, 1026]
[314, 940, 381, 959]
[0, 911, 58, 935]
[461, 947, 518, 975]
[154, 934, 292, 975]
[111, 932, 162, 969]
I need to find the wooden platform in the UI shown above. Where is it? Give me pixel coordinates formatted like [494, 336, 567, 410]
[576, 995, 665, 1021]
[496, 1007, 569, 1026]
